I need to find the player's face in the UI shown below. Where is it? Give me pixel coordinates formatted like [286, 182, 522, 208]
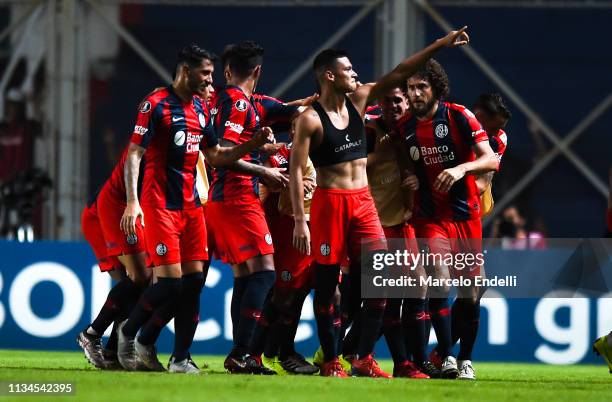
[186, 59, 215, 96]
[475, 109, 508, 132]
[380, 88, 409, 123]
[407, 77, 436, 118]
[332, 57, 358, 93]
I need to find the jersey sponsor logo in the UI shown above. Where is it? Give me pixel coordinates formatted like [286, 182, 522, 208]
[125, 233, 138, 245]
[334, 139, 362, 153]
[272, 153, 288, 167]
[172, 116, 184, 122]
[174, 131, 186, 146]
[134, 125, 148, 135]
[210, 107, 218, 116]
[235, 99, 248, 112]
[264, 233, 273, 245]
[186, 132, 204, 153]
[410, 146, 420, 161]
[198, 113, 206, 128]
[420, 145, 456, 166]
[156, 243, 168, 256]
[224, 120, 244, 134]
[320, 243, 331, 257]
[140, 101, 151, 113]
[435, 123, 449, 138]
[280, 270, 292, 282]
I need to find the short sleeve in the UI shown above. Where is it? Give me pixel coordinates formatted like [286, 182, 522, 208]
[451, 105, 487, 145]
[253, 94, 298, 126]
[490, 129, 508, 161]
[130, 98, 162, 148]
[215, 94, 248, 144]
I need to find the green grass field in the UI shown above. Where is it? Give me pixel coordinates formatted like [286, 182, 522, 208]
[0, 350, 609, 402]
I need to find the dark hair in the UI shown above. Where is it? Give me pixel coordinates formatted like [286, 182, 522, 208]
[411, 59, 449, 100]
[177, 44, 217, 68]
[473, 92, 512, 120]
[313, 49, 350, 78]
[222, 41, 264, 78]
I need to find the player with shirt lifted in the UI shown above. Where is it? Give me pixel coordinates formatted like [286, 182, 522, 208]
[117, 44, 272, 373]
[290, 27, 471, 377]
[396, 59, 499, 379]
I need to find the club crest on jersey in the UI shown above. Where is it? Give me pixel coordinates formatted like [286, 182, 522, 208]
[156, 243, 168, 256]
[198, 113, 206, 128]
[410, 146, 420, 161]
[235, 99, 248, 112]
[264, 233, 273, 245]
[435, 123, 449, 138]
[140, 101, 151, 113]
[126, 233, 138, 245]
[320, 243, 331, 257]
[174, 130, 186, 146]
[280, 270, 292, 282]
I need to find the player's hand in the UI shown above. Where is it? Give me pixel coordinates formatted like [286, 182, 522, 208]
[401, 174, 419, 191]
[263, 167, 290, 188]
[303, 176, 316, 194]
[253, 126, 274, 147]
[438, 26, 469, 48]
[120, 200, 144, 236]
[259, 142, 285, 155]
[300, 93, 319, 107]
[434, 166, 465, 193]
[293, 219, 311, 255]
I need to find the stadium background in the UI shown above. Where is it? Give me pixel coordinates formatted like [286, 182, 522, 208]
[0, 0, 610, 365]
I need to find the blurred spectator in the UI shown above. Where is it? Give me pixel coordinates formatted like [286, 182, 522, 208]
[0, 88, 41, 182]
[492, 206, 547, 249]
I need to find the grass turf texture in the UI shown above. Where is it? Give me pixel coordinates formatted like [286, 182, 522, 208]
[0, 350, 609, 402]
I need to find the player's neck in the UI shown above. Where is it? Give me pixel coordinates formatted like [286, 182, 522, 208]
[416, 100, 439, 122]
[227, 78, 255, 97]
[318, 88, 347, 114]
[172, 82, 193, 103]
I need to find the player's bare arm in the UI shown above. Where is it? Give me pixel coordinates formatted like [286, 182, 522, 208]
[217, 138, 289, 188]
[120, 142, 145, 235]
[286, 93, 320, 114]
[290, 109, 317, 255]
[475, 171, 495, 195]
[205, 126, 273, 167]
[434, 139, 498, 193]
[349, 27, 470, 113]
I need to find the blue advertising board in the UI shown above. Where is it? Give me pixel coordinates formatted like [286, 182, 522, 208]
[0, 241, 609, 364]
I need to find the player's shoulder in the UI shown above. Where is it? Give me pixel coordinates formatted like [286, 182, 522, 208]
[446, 102, 477, 119]
[496, 128, 508, 146]
[138, 86, 169, 113]
[216, 86, 251, 111]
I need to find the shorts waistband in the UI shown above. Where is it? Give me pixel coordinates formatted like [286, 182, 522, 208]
[314, 186, 370, 195]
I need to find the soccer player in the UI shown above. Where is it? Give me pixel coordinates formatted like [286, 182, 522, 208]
[205, 41, 305, 374]
[77, 148, 151, 370]
[593, 167, 612, 373]
[395, 59, 499, 379]
[429, 92, 510, 379]
[117, 44, 272, 372]
[290, 28, 471, 377]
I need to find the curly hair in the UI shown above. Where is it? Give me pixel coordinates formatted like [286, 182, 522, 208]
[412, 59, 450, 100]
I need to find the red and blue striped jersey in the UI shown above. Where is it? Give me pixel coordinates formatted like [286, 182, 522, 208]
[210, 86, 297, 202]
[130, 86, 218, 210]
[397, 101, 489, 221]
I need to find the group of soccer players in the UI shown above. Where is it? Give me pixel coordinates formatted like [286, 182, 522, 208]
[77, 25, 518, 379]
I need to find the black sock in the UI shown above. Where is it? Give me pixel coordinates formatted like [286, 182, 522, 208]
[105, 322, 119, 351]
[450, 298, 467, 346]
[402, 298, 428, 363]
[231, 276, 249, 341]
[382, 298, 407, 365]
[91, 278, 141, 335]
[233, 270, 275, 355]
[173, 272, 205, 361]
[457, 300, 480, 361]
[249, 292, 278, 357]
[429, 298, 453, 358]
[138, 299, 176, 345]
[338, 267, 361, 355]
[314, 264, 341, 362]
[356, 298, 387, 358]
[122, 277, 181, 338]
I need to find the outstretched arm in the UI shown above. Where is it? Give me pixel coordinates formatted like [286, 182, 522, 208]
[205, 127, 273, 167]
[350, 27, 470, 111]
